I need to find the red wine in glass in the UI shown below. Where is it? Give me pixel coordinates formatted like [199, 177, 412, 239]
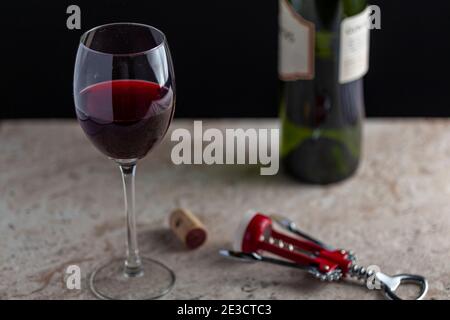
[76, 79, 174, 159]
[73, 23, 176, 300]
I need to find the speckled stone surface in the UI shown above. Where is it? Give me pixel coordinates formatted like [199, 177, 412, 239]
[0, 119, 449, 300]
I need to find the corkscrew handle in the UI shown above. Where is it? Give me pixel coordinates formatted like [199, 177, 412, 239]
[376, 273, 428, 301]
[348, 264, 428, 300]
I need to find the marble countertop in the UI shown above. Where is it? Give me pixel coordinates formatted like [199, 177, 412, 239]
[0, 119, 449, 300]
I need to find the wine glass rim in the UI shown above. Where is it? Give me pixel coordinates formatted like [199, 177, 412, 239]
[79, 22, 167, 56]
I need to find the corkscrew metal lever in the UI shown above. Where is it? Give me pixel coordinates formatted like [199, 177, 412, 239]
[220, 211, 428, 300]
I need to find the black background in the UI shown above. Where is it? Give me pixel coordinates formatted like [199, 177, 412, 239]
[1, 0, 449, 119]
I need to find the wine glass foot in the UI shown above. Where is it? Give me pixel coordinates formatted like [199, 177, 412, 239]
[89, 257, 175, 300]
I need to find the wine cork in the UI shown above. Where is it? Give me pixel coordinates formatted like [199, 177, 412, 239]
[169, 209, 207, 249]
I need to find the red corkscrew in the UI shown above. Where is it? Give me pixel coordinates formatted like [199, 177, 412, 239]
[220, 211, 428, 300]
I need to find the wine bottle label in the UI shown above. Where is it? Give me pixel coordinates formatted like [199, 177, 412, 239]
[339, 7, 370, 84]
[278, 0, 315, 81]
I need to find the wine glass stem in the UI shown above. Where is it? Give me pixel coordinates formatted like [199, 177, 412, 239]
[119, 162, 143, 277]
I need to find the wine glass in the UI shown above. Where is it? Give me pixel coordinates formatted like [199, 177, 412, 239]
[73, 23, 176, 300]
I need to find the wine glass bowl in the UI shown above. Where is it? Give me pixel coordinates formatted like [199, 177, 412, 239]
[73, 23, 176, 300]
[74, 23, 175, 161]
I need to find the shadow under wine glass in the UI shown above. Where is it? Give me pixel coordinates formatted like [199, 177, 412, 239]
[73, 22, 176, 300]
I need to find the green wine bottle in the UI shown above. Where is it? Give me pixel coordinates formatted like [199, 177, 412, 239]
[279, 0, 369, 184]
